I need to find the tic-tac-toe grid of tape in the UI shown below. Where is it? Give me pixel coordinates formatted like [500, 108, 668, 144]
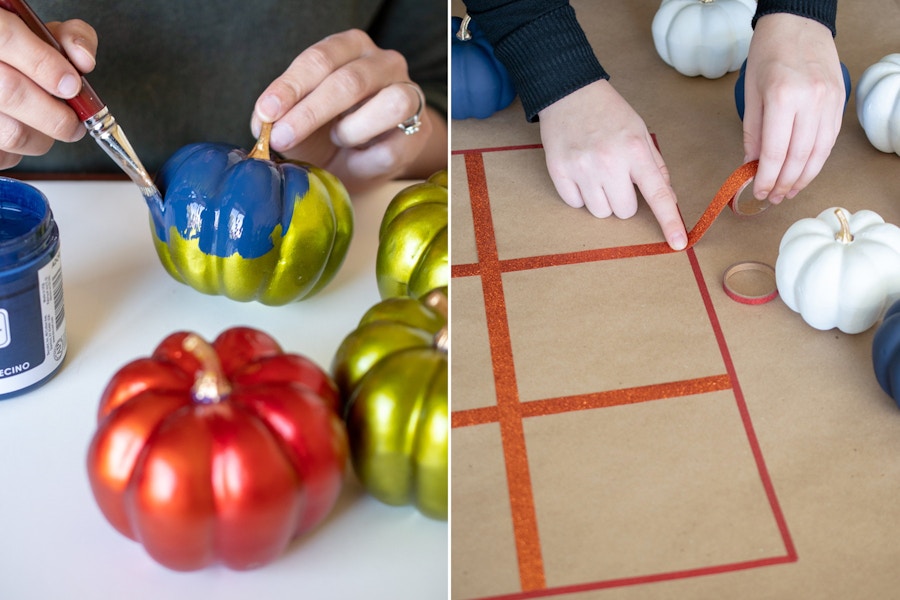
[450, 145, 795, 600]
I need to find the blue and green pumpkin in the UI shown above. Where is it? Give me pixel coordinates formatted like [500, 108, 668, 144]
[150, 123, 353, 305]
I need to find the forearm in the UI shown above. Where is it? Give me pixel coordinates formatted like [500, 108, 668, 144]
[463, 0, 608, 121]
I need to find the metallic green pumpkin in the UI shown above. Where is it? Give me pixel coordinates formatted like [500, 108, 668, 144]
[331, 289, 448, 519]
[376, 171, 448, 299]
[151, 123, 353, 305]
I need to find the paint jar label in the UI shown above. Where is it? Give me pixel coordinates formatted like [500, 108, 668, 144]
[0, 246, 67, 395]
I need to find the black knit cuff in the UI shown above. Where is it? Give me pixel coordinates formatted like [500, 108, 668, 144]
[491, 4, 609, 122]
[752, 0, 838, 36]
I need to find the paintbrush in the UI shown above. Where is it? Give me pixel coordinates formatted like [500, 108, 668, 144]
[0, 0, 161, 201]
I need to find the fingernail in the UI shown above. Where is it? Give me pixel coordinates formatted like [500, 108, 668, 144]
[786, 189, 800, 200]
[770, 194, 785, 205]
[670, 231, 687, 251]
[754, 190, 769, 201]
[329, 125, 345, 147]
[257, 95, 281, 122]
[72, 38, 95, 70]
[57, 74, 79, 98]
[269, 122, 294, 149]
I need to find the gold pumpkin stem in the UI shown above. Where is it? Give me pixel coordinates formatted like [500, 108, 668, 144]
[834, 208, 854, 244]
[456, 14, 473, 41]
[248, 122, 273, 160]
[424, 289, 449, 355]
[434, 327, 449, 354]
[183, 334, 231, 403]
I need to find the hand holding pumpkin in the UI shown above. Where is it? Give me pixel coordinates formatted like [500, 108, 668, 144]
[741, 13, 845, 205]
[250, 29, 447, 193]
[537, 80, 688, 251]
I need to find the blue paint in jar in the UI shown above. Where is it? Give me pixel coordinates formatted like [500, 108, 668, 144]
[0, 177, 67, 399]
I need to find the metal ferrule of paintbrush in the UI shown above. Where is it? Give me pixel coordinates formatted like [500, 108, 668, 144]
[83, 107, 158, 199]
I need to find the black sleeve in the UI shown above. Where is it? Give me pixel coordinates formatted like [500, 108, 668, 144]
[752, 0, 839, 35]
[462, 0, 609, 122]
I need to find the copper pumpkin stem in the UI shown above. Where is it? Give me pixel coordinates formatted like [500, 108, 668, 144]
[834, 208, 854, 244]
[248, 122, 273, 160]
[183, 334, 231, 403]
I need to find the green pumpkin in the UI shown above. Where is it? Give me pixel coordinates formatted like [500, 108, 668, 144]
[331, 289, 448, 519]
[151, 123, 354, 305]
[376, 171, 448, 299]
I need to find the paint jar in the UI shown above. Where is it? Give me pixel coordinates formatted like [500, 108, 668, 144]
[0, 177, 66, 399]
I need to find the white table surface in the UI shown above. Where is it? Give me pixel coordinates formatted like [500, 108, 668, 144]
[0, 179, 448, 600]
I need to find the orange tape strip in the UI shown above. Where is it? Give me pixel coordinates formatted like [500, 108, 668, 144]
[464, 152, 546, 592]
[685, 160, 759, 248]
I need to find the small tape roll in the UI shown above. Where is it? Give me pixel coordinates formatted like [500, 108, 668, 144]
[729, 177, 770, 216]
[722, 261, 778, 305]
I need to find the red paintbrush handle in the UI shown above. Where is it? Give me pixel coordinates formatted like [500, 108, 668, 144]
[0, 0, 104, 120]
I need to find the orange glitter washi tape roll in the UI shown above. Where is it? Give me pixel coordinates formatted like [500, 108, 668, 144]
[685, 160, 759, 248]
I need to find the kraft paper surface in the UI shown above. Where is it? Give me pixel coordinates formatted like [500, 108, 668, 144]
[450, 1, 900, 599]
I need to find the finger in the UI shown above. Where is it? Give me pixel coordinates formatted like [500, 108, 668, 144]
[0, 62, 84, 142]
[0, 12, 82, 99]
[601, 175, 638, 220]
[742, 83, 763, 163]
[0, 150, 21, 169]
[47, 20, 98, 74]
[0, 111, 55, 157]
[753, 102, 793, 201]
[269, 52, 407, 151]
[787, 96, 843, 200]
[331, 82, 422, 147]
[581, 183, 614, 219]
[785, 117, 839, 200]
[254, 29, 399, 123]
[635, 143, 687, 250]
[767, 111, 819, 203]
[332, 126, 429, 183]
[545, 159, 586, 210]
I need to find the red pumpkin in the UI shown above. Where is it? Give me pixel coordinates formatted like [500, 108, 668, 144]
[86, 327, 348, 571]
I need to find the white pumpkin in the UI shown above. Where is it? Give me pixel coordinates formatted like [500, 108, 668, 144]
[856, 54, 900, 155]
[775, 207, 900, 334]
[651, 0, 756, 79]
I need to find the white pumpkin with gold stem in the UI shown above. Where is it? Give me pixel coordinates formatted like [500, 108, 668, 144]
[775, 208, 900, 334]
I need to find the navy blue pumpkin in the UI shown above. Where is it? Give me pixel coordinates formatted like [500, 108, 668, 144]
[873, 300, 900, 404]
[451, 15, 516, 120]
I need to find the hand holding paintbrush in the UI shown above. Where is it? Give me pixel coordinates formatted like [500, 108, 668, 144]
[0, 0, 158, 200]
